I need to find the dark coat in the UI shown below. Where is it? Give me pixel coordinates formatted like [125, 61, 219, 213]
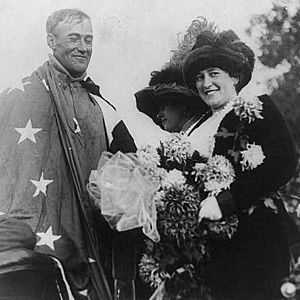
[196, 95, 297, 299]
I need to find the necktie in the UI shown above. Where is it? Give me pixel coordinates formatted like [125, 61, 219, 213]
[80, 77, 116, 111]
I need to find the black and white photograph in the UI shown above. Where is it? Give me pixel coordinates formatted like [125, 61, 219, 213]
[0, 0, 300, 299]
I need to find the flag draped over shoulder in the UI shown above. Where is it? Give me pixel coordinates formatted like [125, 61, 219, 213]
[0, 59, 133, 299]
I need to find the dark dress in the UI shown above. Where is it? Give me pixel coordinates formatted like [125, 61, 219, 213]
[194, 95, 297, 300]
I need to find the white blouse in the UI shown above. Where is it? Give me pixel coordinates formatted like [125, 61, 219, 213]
[185, 102, 234, 158]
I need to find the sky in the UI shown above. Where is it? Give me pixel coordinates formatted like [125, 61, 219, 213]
[0, 0, 297, 146]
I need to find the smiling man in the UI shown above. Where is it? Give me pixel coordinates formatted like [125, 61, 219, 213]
[46, 10, 93, 78]
[0, 8, 137, 300]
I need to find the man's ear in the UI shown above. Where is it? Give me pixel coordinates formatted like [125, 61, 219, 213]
[47, 33, 56, 50]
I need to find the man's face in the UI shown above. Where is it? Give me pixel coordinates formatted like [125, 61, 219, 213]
[50, 18, 93, 77]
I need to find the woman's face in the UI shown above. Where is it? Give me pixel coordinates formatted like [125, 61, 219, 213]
[195, 67, 238, 110]
[156, 102, 187, 132]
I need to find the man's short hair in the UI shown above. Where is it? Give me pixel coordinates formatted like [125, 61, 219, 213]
[46, 8, 91, 34]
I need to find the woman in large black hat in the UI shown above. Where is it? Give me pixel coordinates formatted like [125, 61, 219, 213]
[135, 65, 208, 134]
[182, 28, 297, 299]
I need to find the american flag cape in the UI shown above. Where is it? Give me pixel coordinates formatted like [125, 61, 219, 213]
[0, 61, 136, 299]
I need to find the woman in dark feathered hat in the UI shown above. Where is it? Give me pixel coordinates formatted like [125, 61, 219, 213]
[182, 28, 297, 299]
[135, 19, 212, 135]
[135, 65, 208, 133]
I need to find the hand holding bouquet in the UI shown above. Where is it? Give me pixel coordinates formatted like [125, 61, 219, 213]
[87, 133, 239, 299]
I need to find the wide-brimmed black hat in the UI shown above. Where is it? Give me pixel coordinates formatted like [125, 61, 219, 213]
[183, 29, 255, 93]
[135, 67, 206, 124]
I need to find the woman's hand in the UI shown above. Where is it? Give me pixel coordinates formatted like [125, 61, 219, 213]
[198, 196, 222, 222]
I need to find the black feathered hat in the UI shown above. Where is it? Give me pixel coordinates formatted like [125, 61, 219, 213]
[183, 29, 255, 93]
[135, 66, 207, 125]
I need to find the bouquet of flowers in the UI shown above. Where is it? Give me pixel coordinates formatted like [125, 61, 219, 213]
[138, 94, 267, 300]
[86, 132, 238, 299]
[86, 93, 267, 300]
[137, 133, 238, 300]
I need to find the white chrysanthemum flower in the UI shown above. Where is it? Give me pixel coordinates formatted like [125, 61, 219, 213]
[137, 145, 160, 167]
[143, 165, 168, 185]
[240, 143, 265, 171]
[161, 133, 194, 164]
[152, 190, 166, 208]
[233, 95, 263, 123]
[161, 169, 186, 189]
[194, 155, 235, 195]
[137, 145, 167, 183]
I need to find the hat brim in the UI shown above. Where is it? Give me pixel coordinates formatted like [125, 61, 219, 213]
[135, 87, 161, 124]
[135, 86, 206, 125]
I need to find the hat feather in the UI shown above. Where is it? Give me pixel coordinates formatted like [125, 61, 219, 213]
[166, 17, 217, 69]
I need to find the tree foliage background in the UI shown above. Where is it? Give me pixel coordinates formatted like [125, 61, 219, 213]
[247, 2, 300, 148]
[247, 2, 300, 230]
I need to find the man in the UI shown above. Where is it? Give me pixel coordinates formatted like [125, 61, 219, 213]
[0, 9, 137, 300]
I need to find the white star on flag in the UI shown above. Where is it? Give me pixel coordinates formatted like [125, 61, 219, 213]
[15, 119, 42, 144]
[0, 211, 5, 216]
[7, 80, 32, 94]
[30, 172, 53, 197]
[36, 226, 61, 251]
[88, 257, 96, 263]
[79, 290, 88, 296]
